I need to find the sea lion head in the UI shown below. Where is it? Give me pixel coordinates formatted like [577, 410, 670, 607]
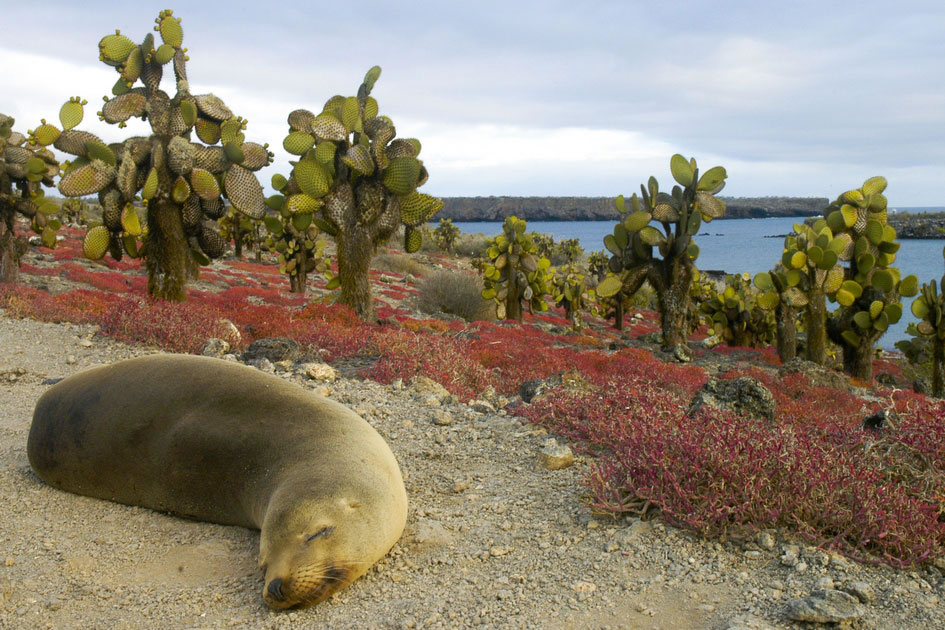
[257, 481, 395, 610]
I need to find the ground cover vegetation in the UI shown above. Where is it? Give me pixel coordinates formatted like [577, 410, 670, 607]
[3, 10, 943, 573]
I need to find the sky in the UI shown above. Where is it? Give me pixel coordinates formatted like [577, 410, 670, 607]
[3, 1, 944, 205]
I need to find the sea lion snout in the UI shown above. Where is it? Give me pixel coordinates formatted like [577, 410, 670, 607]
[266, 577, 286, 602]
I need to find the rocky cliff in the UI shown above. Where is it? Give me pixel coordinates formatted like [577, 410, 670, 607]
[436, 196, 828, 222]
[886, 212, 945, 239]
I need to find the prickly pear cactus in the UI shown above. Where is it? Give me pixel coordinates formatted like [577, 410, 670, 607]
[596, 154, 727, 350]
[552, 263, 596, 330]
[0, 114, 61, 283]
[896, 246, 945, 396]
[823, 177, 918, 380]
[276, 66, 441, 320]
[479, 216, 554, 322]
[29, 11, 272, 301]
[433, 218, 460, 254]
[263, 174, 335, 293]
[755, 220, 846, 363]
[701, 273, 775, 348]
[218, 205, 260, 260]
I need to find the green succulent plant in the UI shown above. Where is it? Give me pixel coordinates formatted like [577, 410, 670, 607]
[262, 186, 335, 293]
[274, 66, 441, 320]
[479, 216, 554, 322]
[701, 273, 775, 348]
[28, 11, 272, 301]
[896, 246, 945, 397]
[754, 220, 847, 363]
[552, 263, 596, 330]
[596, 154, 727, 351]
[433, 218, 460, 254]
[0, 114, 61, 282]
[218, 204, 261, 260]
[822, 176, 918, 380]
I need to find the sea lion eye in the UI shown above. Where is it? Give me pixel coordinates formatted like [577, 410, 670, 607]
[306, 526, 334, 542]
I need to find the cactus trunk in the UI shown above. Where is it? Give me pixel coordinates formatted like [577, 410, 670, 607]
[289, 247, 308, 294]
[336, 227, 377, 322]
[843, 338, 875, 382]
[805, 289, 827, 364]
[506, 270, 523, 322]
[933, 336, 945, 398]
[654, 258, 691, 350]
[0, 212, 20, 283]
[775, 303, 797, 362]
[614, 299, 624, 331]
[145, 200, 197, 302]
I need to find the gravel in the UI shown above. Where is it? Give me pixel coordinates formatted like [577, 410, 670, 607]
[1, 313, 943, 629]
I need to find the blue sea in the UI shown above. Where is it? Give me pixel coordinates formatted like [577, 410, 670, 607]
[442, 207, 945, 347]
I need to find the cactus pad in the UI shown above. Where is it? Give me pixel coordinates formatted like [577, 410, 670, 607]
[311, 114, 347, 142]
[102, 92, 147, 124]
[383, 157, 420, 195]
[194, 94, 233, 121]
[224, 165, 265, 219]
[283, 130, 316, 156]
[341, 144, 375, 175]
[58, 160, 116, 197]
[294, 160, 332, 198]
[83, 226, 111, 260]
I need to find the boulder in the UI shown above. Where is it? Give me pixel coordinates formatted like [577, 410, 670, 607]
[687, 377, 776, 421]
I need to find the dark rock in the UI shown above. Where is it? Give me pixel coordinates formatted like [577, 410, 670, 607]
[687, 377, 776, 421]
[876, 372, 898, 387]
[913, 378, 931, 395]
[520, 373, 563, 403]
[785, 589, 865, 623]
[778, 357, 849, 391]
[862, 408, 898, 432]
[242, 337, 302, 363]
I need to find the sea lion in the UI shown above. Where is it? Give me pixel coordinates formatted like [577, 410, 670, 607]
[27, 354, 408, 609]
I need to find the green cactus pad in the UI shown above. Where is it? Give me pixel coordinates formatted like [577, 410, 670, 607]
[31, 123, 61, 147]
[867, 193, 887, 213]
[120, 47, 143, 84]
[861, 176, 887, 196]
[383, 157, 421, 196]
[637, 226, 666, 247]
[286, 193, 322, 214]
[119, 203, 142, 235]
[193, 145, 228, 174]
[82, 226, 111, 260]
[295, 160, 332, 198]
[271, 173, 288, 191]
[178, 100, 197, 127]
[154, 43, 176, 65]
[141, 167, 158, 200]
[364, 97, 379, 120]
[311, 114, 347, 142]
[405, 227, 423, 253]
[100, 34, 137, 63]
[899, 274, 919, 297]
[669, 154, 694, 187]
[399, 192, 443, 227]
[857, 252, 875, 273]
[223, 141, 245, 164]
[836, 289, 856, 307]
[59, 100, 84, 132]
[913, 296, 931, 319]
[171, 175, 190, 203]
[871, 269, 895, 292]
[58, 160, 116, 197]
[189, 168, 220, 200]
[312, 141, 336, 165]
[841, 330, 861, 347]
[621, 211, 650, 233]
[85, 140, 116, 167]
[783, 287, 810, 307]
[341, 97, 361, 133]
[224, 165, 265, 219]
[158, 15, 183, 47]
[284, 131, 316, 156]
[696, 166, 727, 193]
[195, 118, 221, 144]
[853, 311, 873, 329]
[865, 219, 884, 245]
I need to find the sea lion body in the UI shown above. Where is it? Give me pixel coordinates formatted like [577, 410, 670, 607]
[27, 354, 408, 609]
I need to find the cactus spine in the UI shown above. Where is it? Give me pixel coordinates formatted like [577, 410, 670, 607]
[823, 177, 918, 380]
[30, 11, 272, 301]
[276, 67, 441, 319]
[0, 114, 61, 282]
[596, 154, 727, 351]
[479, 216, 553, 322]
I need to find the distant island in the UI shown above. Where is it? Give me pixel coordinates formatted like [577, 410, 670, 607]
[886, 212, 945, 239]
[436, 196, 828, 222]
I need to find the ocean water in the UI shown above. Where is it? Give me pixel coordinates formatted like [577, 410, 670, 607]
[443, 207, 945, 347]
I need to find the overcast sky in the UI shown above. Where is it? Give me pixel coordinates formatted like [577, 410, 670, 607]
[3, 1, 943, 205]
